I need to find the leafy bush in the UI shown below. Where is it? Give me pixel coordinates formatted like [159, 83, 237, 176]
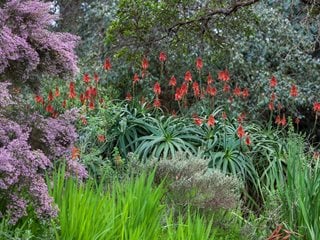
[154, 153, 242, 211]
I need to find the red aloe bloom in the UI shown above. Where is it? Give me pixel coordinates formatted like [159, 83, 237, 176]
[245, 134, 251, 145]
[222, 112, 227, 120]
[196, 57, 203, 71]
[48, 90, 54, 101]
[153, 98, 161, 108]
[54, 86, 60, 97]
[237, 124, 245, 139]
[193, 114, 202, 126]
[281, 115, 286, 126]
[104, 58, 111, 71]
[159, 52, 167, 62]
[233, 86, 241, 97]
[290, 84, 298, 97]
[313, 102, 320, 112]
[175, 88, 183, 101]
[51, 111, 59, 118]
[268, 101, 274, 111]
[46, 104, 54, 113]
[237, 113, 246, 123]
[180, 82, 188, 96]
[133, 73, 139, 84]
[126, 92, 132, 101]
[35, 95, 44, 104]
[81, 117, 87, 125]
[169, 75, 177, 87]
[69, 89, 76, 99]
[142, 56, 149, 70]
[69, 82, 75, 90]
[192, 81, 200, 97]
[94, 72, 99, 82]
[80, 93, 86, 104]
[184, 71, 192, 82]
[71, 147, 80, 160]
[270, 76, 277, 88]
[207, 114, 215, 127]
[223, 83, 230, 92]
[275, 115, 281, 125]
[89, 100, 95, 110]
[97, 135, 105, 143]
[206, 85, 217, 96]
[62, 99, 67, 108]
[207, 73, 214, 84]
[218, 69, 230, 82]
[83, 73, 90, 83]
[242, 88, 249, 98]
[89, 86, 97, 97]
[153, 82, 161, 95]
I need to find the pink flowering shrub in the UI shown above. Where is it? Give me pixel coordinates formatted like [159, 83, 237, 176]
[0, 0, 79, 83]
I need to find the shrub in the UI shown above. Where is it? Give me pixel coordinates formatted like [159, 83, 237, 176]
[154, 152, 242, 211]
[0, 0, 79, 84]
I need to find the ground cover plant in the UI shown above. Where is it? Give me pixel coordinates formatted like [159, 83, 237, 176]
[1, 0, 320, 239]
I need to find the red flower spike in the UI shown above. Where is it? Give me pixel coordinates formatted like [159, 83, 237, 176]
[207, 114, 215, 127]
[45, 104, 54, 113]
[141, 56, 149, 70]
[159, 52, 167, 62]
[51, 111, 59, 118]
[242, 88, 249, 98]
[35, 95, 44, 104]
[104, 58, 111, 71]
[55, 87, 60, 97]
[89, 100, 95, 110]
[237, 124, 245, 139]
[268, 101, 274, 111]
[196, 57, 203, 71]
[97, 135, 105, 143]
[153, 98, 161, 108]
[192, 81, 200, 97]
[80, 93, 86, 105]
[62, 99, 67, 108]
[94, 72, 99, 82]
[290, 84, 298, 97]
[81, 117, 87, 125]
[48, 90, 54, 101]
[233, 86, 242, 97]
[313, 102, 320, 112]
[126, 92, 133, 101]
[223, 83, 230, 93]
[175, 88, 183, 101]
[69, 88, 76, 99]
[193, 114, 202, 126]
[245, 135, 251, 145]
[206, 85, 217, 97]
[169, 75, 177, 87]
[71, 147, 80, 160]
[218, 69, 230, 82]
[237, 113, 246, 123]
[180, 82, 188, 96]
[184, 71, 192, 82]
[69, 82, 75, 90]
[275, 115, 281, 125]
[281, 115, 286, 126]
[83, 73, 90, 83]
[207, 73, 214, 84]
[133, 73, 139, 84]
[270, 76, 277, 88]
[153, 82, 161, 95]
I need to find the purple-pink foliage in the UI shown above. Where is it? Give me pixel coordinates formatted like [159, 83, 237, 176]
[0, 118, 57, 224]
[0, 0, 79, 81]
